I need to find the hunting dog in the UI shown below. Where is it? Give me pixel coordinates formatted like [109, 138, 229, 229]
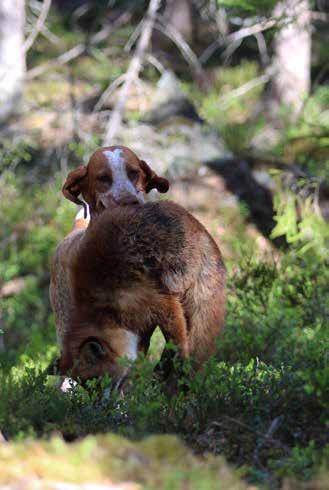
[50, 146, 226, 387]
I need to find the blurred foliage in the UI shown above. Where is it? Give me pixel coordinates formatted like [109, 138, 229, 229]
[0, 433, 249, 490]
[189, 62, 262, 122]
[1, 219, 328, 487]
[0, 154, 73, 354]
[271, 180, 329, 257]
[216, 0, 277, 14]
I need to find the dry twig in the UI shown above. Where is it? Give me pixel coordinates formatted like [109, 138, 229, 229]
[254, 416, 284, 468]
[200, 17, 277, 63]
[93, 74, 126, 112]
[228, 18, 277, 45]
[26, 12, 131, 79]
[124, 19, 144, 53]
[27, 44, 84, 79]
[154, 18, 206, 85]
[255, 32, 270, 66]
[24, 0, 52, 52]
[145, 53, 165, 74]
[218, 71, 271, 108]
[103, 0, 161, 144]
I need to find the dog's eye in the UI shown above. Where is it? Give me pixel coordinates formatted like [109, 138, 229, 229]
[97, 175, 112, 184]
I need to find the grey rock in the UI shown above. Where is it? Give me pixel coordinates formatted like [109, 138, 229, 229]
[152, 70, 184, 107]
[107, 71, 231, 179]
[143, 70, 203, 125]
[112, 121, 232, 179]
[142, 98, 204, 125]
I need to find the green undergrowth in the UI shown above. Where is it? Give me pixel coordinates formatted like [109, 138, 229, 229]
[1, 240, 328, 488]
[0, 135, 328, 490]
[186, 63, 329, 182]
[0, 140, 329, 487]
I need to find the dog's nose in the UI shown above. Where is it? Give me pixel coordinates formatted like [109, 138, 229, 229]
[97, 194, 139, 210]
[118, 195, 139, 206]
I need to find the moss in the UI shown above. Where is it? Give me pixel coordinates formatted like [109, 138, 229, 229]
[0, 435, 247, 489]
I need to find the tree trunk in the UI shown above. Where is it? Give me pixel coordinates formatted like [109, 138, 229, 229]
[271, 0, 311, 117]
[0, 0, 25, 122]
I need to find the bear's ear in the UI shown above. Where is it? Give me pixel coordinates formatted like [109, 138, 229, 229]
[79, 338, 107, 366]
[139, 160, 169, 193]
[62, 166, 87, 205]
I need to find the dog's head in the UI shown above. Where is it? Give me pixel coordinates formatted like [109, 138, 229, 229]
[62, 146, 169, 216]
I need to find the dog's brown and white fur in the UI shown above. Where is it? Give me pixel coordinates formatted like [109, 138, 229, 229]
[50, 146, 226, 385]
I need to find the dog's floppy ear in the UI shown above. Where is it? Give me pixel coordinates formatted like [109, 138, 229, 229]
[139, 160, 169, 194]
[62, 166, 88, 217]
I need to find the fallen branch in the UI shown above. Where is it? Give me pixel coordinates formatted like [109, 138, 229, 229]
[103, 0, 161, 144]
[223, 18, 278, 61]
[200, 17, 277, 63]
[26, 12, 131, 80]
[124, 18, 144, 52]
[40, 24, 62, 46]
[145, 53, 165, 74]
[27, 44, 85, 79]
[253, 416, 284, 468]
[218, 72, 271, 108]
[255, 32, 270, 67]
[210, 415, 288, 449]
[155, 17, 206, 85]
[228, 18, 277, 45]
[214, 152, 312, 179]
[93, 74, 126, 112]
[24, 0, 52, 53]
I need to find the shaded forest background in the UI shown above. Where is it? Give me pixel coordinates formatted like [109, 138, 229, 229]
[0, 1, 328, 489]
